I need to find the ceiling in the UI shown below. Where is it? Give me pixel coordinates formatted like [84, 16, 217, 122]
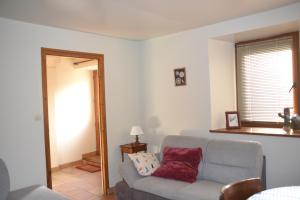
[217, 20, 300, 42]
[0, 0, 299, 40]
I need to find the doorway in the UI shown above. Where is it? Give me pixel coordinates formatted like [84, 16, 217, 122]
[41, 48, 109, 196]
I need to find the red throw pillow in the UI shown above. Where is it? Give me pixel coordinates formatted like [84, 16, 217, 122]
[152, 147, 202, 183]
[163, 146, 202, 169]
[152, 161, 198, 183]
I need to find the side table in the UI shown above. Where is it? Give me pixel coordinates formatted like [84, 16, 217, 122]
[120, 143, 147, 162]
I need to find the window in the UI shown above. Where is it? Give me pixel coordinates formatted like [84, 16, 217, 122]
[236, 32, 299, 127]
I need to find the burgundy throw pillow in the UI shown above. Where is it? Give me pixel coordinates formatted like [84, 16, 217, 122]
[152, 147, 202, 183]
[163, 146, 202, 169]
[152, 161, 198, 183]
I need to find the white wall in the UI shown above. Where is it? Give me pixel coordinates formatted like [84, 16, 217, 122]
[47, 67, 59, 168]
[0, 17, 142, 189]
[47, 57, 96, 168]
[208, 39, 236, 129]
[1, 2, 300, 191]
[142, 2, 300, 188]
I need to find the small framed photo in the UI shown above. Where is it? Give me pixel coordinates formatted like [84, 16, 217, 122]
[174, 67, 186, 86]
[225, 111, 241, 129]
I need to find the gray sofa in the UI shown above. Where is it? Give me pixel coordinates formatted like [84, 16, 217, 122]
[0, 159, 68, 200]
[116, 135, 265, 200]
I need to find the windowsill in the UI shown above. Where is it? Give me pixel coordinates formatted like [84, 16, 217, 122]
[210, 127, 300, 138]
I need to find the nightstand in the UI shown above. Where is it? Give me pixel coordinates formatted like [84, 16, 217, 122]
[120, 143, 147, 162]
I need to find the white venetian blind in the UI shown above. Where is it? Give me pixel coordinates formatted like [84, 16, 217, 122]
[236, 36, 294, 122]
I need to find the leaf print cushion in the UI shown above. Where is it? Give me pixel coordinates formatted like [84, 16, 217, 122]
[128, 152, 160, 176]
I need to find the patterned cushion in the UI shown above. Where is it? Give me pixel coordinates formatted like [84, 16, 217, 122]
[128, 153, 160, 176]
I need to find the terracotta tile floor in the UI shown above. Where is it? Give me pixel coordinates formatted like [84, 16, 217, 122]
[52, 167, 115, 200]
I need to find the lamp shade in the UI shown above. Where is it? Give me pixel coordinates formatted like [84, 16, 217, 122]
[130, 126, 144, 136]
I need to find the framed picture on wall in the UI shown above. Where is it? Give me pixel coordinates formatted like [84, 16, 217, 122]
[174, 67, 186, 86]
[225, 111, 241, 129]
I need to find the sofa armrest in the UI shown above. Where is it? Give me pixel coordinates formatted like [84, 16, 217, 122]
[155, 153, 161, 162]
[0, 159, 10, 200]
[119, 158, 143, 188]
[8, 185, 68, 200]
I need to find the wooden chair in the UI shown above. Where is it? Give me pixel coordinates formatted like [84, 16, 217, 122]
[219, 178, 262, 200]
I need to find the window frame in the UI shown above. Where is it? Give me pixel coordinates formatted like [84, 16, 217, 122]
[235, 31, 299, 128]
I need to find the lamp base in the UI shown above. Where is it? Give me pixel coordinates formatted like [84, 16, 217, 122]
[135, 135, 140, 144]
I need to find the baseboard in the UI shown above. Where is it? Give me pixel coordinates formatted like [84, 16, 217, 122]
[82, 151, 97, 159]
[51, 166, 60, 172]
[51, 151, 98, 172]
[51, 160, 82, 172]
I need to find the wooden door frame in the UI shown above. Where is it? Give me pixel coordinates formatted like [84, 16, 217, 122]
[41, 48, 110, 195]
[93, 71, 101, 155]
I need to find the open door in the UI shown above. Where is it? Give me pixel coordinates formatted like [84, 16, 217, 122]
[41, 48, 110, 195]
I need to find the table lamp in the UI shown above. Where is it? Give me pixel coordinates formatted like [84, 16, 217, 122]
[130, 126, 144, 144]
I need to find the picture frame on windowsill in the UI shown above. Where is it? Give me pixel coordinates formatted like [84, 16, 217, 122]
[225, 111, 241, 129]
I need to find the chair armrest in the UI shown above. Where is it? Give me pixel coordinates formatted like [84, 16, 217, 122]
[118, 158, 143, 188]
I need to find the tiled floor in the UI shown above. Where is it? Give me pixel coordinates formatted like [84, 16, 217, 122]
[52, 166, 115, 200]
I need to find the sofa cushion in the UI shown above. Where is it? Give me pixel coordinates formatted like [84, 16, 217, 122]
[160, 135, 209, 180]
[133, 176, 189, 200]
[128, 152, 160, 176]
[162, 147, 202, 169]
[152, 147, 202, 183]
[8, 185, 68, 200]
[0, 159, 10, 200]
[175, 180, 224, 200]
[152, 161, 198, 183]
[203, 139, 263, 184]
